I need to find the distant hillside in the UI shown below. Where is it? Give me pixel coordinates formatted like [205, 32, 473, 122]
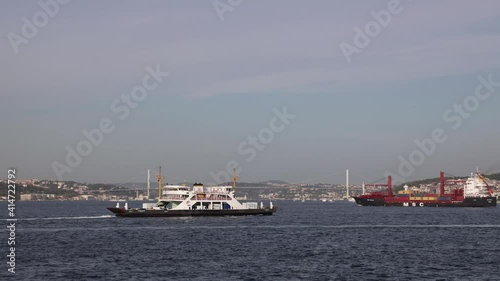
[258, 180, 289, 185]
[0, 182, 79, 199]
[486, 172, 500, 181]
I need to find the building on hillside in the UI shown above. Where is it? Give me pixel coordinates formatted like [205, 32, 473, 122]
[20, 193, 56, 201]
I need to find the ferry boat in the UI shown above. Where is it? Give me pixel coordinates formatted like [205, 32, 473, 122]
[353, 170, 497, 207]
[107, 167, 276, 217]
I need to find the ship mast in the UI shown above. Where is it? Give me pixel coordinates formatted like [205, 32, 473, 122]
[387, 175, 393, 196]
[157, 166, 163, 200]
[147, 169, 150, 199]
[232, 168, 238, 194]
[346, 169, 349, 199]
[439, 171, 445, 196]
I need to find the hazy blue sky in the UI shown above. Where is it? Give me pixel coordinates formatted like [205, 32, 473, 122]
[1, 0, 500, 184]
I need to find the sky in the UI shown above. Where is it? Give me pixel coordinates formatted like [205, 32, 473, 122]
[1, 0, 500, 185]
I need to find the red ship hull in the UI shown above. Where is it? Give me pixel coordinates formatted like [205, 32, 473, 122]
[353, 196, 496, 207]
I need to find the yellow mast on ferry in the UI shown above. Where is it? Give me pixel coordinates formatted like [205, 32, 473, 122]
[232, 168, 238, 194]
[157, 166, 163, 200]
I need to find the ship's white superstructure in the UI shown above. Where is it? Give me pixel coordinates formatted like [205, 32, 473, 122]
[151, 183, 264, 211]
[463, 172, 493, 198]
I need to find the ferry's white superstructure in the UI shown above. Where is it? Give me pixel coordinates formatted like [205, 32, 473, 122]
[154, 183, 270, 211]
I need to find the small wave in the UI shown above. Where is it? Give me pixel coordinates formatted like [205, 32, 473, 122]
[12, 224, 500, 233]
[135, 224, 500, 230]
[159, 224, 500, 229]
[2, 215, 114, 221]
[315, 224, 500, 229]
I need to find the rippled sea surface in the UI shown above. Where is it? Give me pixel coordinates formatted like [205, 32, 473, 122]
[1, 200, 499, 280]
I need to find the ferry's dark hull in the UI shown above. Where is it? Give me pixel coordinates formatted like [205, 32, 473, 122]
[107, 207, 276, 217]
[353, 197, 496, 207]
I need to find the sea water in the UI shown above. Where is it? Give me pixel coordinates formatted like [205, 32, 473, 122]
[1, 200, 499, 280]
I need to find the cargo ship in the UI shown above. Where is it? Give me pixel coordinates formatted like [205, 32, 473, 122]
[107, 167, 276, 217]
[353, 170, 497, 207]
